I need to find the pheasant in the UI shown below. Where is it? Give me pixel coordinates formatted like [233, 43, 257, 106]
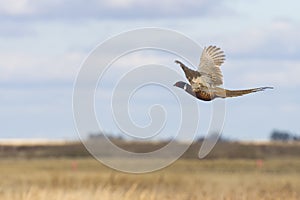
[174, 46, 273, 101]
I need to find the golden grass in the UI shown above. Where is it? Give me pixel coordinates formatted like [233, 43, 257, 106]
[0, 158, 299, 200]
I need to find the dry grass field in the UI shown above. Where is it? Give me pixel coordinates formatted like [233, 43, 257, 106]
[0, 157, 300, 200]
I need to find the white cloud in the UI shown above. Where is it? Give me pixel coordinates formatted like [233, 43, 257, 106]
[0, 21, 36, 37]
[222, 58, 300, 89]
[0, 0, 33, 15]
[223, 19, 300, 59]
[0, 51, 84, 82]
[0, 0, 229, 20]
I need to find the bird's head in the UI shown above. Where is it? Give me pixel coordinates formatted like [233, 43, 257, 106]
[173, 81, 186, 89]
[173, 81, 196, 97]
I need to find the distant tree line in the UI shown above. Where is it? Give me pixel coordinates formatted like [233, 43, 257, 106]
[88, 131, 124, 141]
[270, 130, 300, 142]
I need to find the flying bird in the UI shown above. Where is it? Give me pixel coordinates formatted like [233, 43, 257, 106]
[174, 45, 273, 101]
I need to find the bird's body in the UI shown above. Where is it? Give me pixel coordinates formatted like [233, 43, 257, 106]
[174, 46, 273, 101]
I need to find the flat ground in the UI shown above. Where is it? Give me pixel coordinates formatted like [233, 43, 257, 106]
[0, 157, 299, 200]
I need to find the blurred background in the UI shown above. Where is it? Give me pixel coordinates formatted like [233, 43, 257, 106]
[1, 1, 300, 200]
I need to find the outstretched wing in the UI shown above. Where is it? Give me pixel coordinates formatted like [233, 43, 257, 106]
[198, 46, 225, 87]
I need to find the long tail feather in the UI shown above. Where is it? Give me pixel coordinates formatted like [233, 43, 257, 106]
[225, 87, 273, 97]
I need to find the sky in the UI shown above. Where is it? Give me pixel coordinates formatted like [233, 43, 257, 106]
[1, 0, 300, 141]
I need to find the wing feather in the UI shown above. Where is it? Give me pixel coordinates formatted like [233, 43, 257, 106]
[198, 45, 225, 87]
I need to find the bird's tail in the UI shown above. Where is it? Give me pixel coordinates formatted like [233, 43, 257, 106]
[223, 87, 273, 98]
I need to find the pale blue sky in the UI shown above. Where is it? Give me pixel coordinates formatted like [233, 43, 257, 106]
[0, 0, 299, 140]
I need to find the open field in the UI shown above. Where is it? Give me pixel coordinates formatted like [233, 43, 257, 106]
[0, 157, 300, 200]
[1, 140, 300, 159]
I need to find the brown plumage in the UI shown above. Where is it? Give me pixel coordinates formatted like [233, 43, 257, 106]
[174, 46, 273, 101]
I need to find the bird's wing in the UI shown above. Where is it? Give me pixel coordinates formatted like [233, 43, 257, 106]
[198, 46, 225, 87]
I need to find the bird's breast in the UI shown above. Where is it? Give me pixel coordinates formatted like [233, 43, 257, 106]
[195, 90, 215, 101]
